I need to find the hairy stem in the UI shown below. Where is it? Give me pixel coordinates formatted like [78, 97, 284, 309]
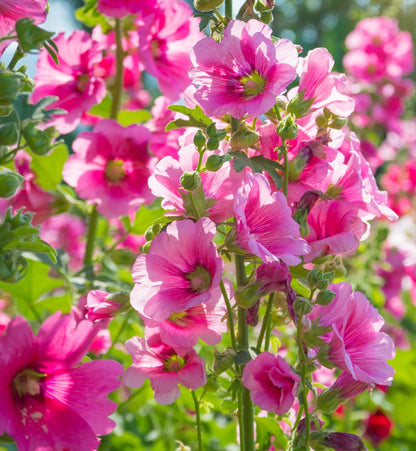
[83, 205, 99, 267]
[256, 293, 274, 351]
[297, 314, 310, 448]
[110, 18, 124, 120]
[192, 391, 203, 451]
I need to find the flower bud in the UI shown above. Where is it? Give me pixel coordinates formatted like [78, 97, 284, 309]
[322, 432, 367, 451]
[206, 137, 220, 150]
[259, 11, 273, 24]
[235, 282, 262, 309]
[229, 125, 259, 149]
[180, 171, 201, 191]
[276, 114, 298, 140]
[315, 115, 328, 129]
[193, 129, 206, 149]
[194, 0, 223, 12]
[144, 223, 163, 241]
[213, 347, 236, 374]
[0, 170, 24, 198]
[206, 122, 218, 138]
[287, 91, 315, 118]
[0, 123, 19, 146]
[315, 289, 336, 306]
[329, 117, 348, 130]
[317, 387, 343, 413]
[0, 71, 22, 101]
[293, 296, 313, 315]
[23, 125, 56, 155]
[205, 154, 224, 172]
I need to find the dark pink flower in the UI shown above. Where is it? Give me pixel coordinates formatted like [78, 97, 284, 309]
[123, 336, 206, 404]
[130, 218, 223, 321]
[190, 19, 297, 118]
[242, 351, 300, 415]
[32, 30, 106, 134]
[234, 172, 309, 265]
[0, 313, 122, 450]
[84, 290, 123, 323]
[63, 119, 154, 218]
[364, 409, 393, 446]
[309, 282, 395, 386]
[136, 0, 203, 100]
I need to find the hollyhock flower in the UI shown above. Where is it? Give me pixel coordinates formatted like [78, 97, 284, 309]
[63, 119, 154, 218]
[293, 47, 354, 117]
[123, 335, 206, 404]
[8, 151, 54, 225]
[143, 292, 228, 355]
[135, 0, 204, 100]
[364, 409, 393, 446]
[322, 432, 367, 451]
[190, 19, 297, 118]
[88, 329, 112, 356]
[40, 213, 86, 271]
[84, 290, 124, 323]
[0, 313, 122, 450]
[148, 142, 244, 223]
[309, 282, 395, 386]
[32, 30, 106, 134]
[0, 299, 11, 336]
[97, 0, 154, 18]
[234, 172, 309, 265]
[0, 0, 47, 54]
[131, 218, 223, 321]
[242, 352, 300, 415]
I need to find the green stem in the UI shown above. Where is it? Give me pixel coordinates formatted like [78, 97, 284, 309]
[282, 139, 288, 198]
[104, 310, 132, 358]
[297, 315, 310, 448]
[256, 293, 274, 351]
[235, 254, 254, 451]
[192, 391, 203, 451]
[225, 0, 233, 18]
[8, 46, 24, 70]
[83, 205, 99, 267]
[110, 18, 124, 120]
[220, 279, 237, 350]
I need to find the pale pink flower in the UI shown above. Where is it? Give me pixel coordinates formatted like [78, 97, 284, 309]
[130, 218, 223, 321]
[293, 47, 354, 117]
[32, 30, 106, 134]
[97, 0, 154, 18]
[0, 313, 122, 450]
[242, 352, 300, 415]
[0, 0, 47, 54]
[234, 172, 309, 265]
[148, 142, 244, 223]
[190, 19, 297, 118]
[39, 213, 85, 271]
[135, 0, 203, 100]
[143, 293, 228, 355]
[309, 282, 395, 386]
[63, 119, 154, 218]
[123, 336, 206, 404]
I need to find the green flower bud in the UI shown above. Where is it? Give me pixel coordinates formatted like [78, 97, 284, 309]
[142, 241, 152, 254]
[23, 125, 56, 155]
[206, 122, 218, 138]
[144, 223, 163, 242]
[0, 122, 19, 146]
[276, 114, 298, 140]
[260, 11, 273, 24]
[235, 283, 262, 309]
[317, 388, 343, 413]
[315, 115, 328, 129]
[293, 296, 313, 315]
[180, 171, 201, 191]
[229, 126, 259, 149]
[315, 289, 336, 306]
[193, 129, 206, 149]
[307, 268, 323, 288]
[194, 0, 223, 12]
[205, 154, 224, 172]
[0, 71, 22, 101]
[213, 347, 236, 374]
[206, 137, 220, 150]
[0, 171, 24, 198]
[328, 117, 348, 130]
[287, 91, 315, 118]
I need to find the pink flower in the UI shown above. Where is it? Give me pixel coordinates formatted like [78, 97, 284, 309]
[130, 218, 223, 321]
[32, 30, 106, 134]
[0, 313, 122, 450]
[0, 299, 10, 336]
[123, 336, 206, 404]
[40, 213, 86, 271]
[97, 0, 154, 18]
[234, 172, 309, 265]
[143, 293, 228, 355]
[148, 143, 244, 223]
[190, 19, 297, 118]
[242, 352, 300, 415]
[136, 0, 203, 100]
[63, 119, 154, 218]
[84, 290, 124, 323]
[88, 329, 112, 356]
[309, 282, 395, 386]
[0, 0, 47, 54]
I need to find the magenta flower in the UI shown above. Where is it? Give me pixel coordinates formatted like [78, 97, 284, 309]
[123, 336, 206, 404]
[148, 142, 244, 223]
[84, 290, 123, 323]
[234, 172, 309, 265]
[143, 292, 228, 355]
[136, 0, 203, 100]
[63, 119, 154, 218]
[190, 19, 298, 118]
[97, 0, 154, 18]
[32, 30, 106, 134]
[0, 313, 122, 450]
[242, 352, 300, 415]
[309, 282, 395, 386]
[131, 218, 223, 321]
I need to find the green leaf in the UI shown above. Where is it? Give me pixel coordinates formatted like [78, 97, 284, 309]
[131, 202, 165, 235]
[165, 104, 212, 131]
[0, 259, 66, 319]
[229, 151, 283, 189]
[12, 94, 64, 124]
[0, 170, 24, 198]
[118, 109, 152, 126]
[75, 0, 112, 32]
[255, 416, 288, 451]
[30, 142, 68, 190]
[88, 94, 112, 119]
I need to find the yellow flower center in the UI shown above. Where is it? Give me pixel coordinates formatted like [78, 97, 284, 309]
[13, 368, 45, 398]
[165, 355, 186, 372]
[240, 71, 266, 98]
[105, 159, 126, 184]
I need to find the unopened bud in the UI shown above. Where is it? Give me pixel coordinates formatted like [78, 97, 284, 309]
[180, 171, 201, 191]
[293, 296, 313, 315]
[229, 125, 259, 149]
[23, 125, 56, 155]
[315, 289, 336, 306]
[205, 154, 224, 172]
[0, 71, 22, 101]
[0, 171, 24, 198]
[276, 114, 298, 140]
[329, 117, 348, 130]
[144, 223, 163, 241]
[193, 130, 206, 149]
[315, 115, 328, 129]
[287, 91, 315, 118]
[194, 0, 223, 12]
[0, 122, 19, 146]
[206, 137, 220, 150]
[235, 283, 262, 309]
